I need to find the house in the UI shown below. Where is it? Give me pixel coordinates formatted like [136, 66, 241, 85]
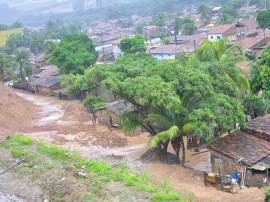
[142, 25, 160, 38]
[243, 114, 270, 142]
[95, 101, 135, 125]
[95, 44, 123, 63]
[212, 7, 223, 15]
[208, 114, 270, 187]
[148, 42, 197, 62]
[30, 65, 61, 95]
[208, 131, 270, 187]
[239, 5, 257, 17]
[169, 33, 207, 45]
[237, 37, 270, 59]
[207, 24, 237, 41]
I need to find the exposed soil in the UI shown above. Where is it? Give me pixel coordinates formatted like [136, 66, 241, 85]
[0, 85, 266, 202]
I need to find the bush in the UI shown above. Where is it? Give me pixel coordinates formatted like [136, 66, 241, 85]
[266, 186, 270, 202]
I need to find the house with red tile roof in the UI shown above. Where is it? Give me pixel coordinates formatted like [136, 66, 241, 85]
[208, 115, 270, 187]
[207, 24, 237, 41]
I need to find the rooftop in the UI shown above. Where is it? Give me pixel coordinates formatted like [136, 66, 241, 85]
[237, 37, 269, 49]
[245, 114, 270, 136]
[32, 75, 61, 88]
[208, 131, 270, 165]
[149, 42, 196, 54]
[208, 24, 235, 35]
[96, 101, 135, 116]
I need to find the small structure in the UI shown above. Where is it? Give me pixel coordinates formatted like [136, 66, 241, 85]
[142, 25, 160, 38]
[148, 42, 197, 62]
[207, 24, 237, 41]
[208, 128, 270, 187]
[30, 65, 61, 95]
[95, 101, 135, 126]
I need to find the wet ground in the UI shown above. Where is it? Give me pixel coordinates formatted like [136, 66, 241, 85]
[0, 88, 266, 202]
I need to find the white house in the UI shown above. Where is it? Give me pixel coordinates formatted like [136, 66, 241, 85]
[207, 24, 237, 42]
[148, 43, 196, 62]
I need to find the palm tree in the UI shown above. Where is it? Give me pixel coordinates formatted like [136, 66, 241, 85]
[145, 99, 197, 166]
[0, 53, 15, 82]
[14, 50, 30, 81]
[178, 39, 250, 96]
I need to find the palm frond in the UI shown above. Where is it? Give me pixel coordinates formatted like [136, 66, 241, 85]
[148, 126, 179, 148]
[144, 114, 173, 129]
[182, 122, 195, 133]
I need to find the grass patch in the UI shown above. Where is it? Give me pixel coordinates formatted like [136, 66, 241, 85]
[0, 135, 188, 201]
[38, 141, 67, 160]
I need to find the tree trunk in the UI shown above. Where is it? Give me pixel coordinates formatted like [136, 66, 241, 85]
[19, 63, 24, 81]
[0, 68, 4, 83]
[181, 136, 185, 167]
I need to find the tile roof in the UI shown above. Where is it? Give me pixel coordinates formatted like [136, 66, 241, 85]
[149, 43, 196, 54]
[237, 36, 266, 49]
[208, 24, 235, 35]
[237, 19, 259, 29]
[245, 114, 270, 136]
[32, 75, 61, 88]
[208, 131, 270, 165]
[33, 65, 58, 78]
[96, 101, 135, 116]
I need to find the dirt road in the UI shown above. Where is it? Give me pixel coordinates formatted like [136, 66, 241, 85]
[0, 86, 265, 202]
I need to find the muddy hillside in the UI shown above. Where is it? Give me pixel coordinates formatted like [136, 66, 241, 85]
[0, 84, 36, 138]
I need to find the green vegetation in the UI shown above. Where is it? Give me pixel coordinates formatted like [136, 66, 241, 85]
[49, 34, 98, 75]
[83, 95, 107, 123]
[120, 34, 146, 54]
[0, 53, 16, 82]
[257, 9, 270, 28]
[62, 39, 249, 165]
[0, 135, 189, 201]
[266, 186, 270, 202]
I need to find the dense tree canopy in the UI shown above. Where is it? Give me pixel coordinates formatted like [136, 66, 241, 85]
[49, 34, 98, 75]
[257, 9, 270, 28]
[120, 34, 145, 54]
[62, 40, 249, 164]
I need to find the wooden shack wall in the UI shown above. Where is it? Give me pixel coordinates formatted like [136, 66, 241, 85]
[96, 109, 120, 125]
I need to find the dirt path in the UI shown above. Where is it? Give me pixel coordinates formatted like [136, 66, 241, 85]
[1, 89, 266, 202]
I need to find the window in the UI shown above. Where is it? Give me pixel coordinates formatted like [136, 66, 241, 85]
[211, 36, 213, 39]
[217, 36, 221, 39]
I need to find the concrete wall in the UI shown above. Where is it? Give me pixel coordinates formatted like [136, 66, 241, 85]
[208, 34, 222, 41]
[151, 53, 176, 60]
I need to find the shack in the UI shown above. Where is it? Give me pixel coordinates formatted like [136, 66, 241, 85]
[208, 131, 270, 187]
[95, 101, 135, 126]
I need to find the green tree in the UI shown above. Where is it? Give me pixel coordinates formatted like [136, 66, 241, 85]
[198, 5, 211, 23]
[151, 13, 168, 27]
[4, 33, 30, 54]
[120, 34, 145, 54]
[14, 50, 30, 81]
[0, 53, 15, 82]
[244, 94, 269, 119]
[257, 9, 270, 28]
[83, 95, 106, 124]
[181, 18, 195, 36]
[30, 33, 44, 55]
[49, 34, 98, 75]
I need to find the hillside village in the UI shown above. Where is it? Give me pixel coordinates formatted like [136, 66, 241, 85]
[1, 0, 270, 201]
